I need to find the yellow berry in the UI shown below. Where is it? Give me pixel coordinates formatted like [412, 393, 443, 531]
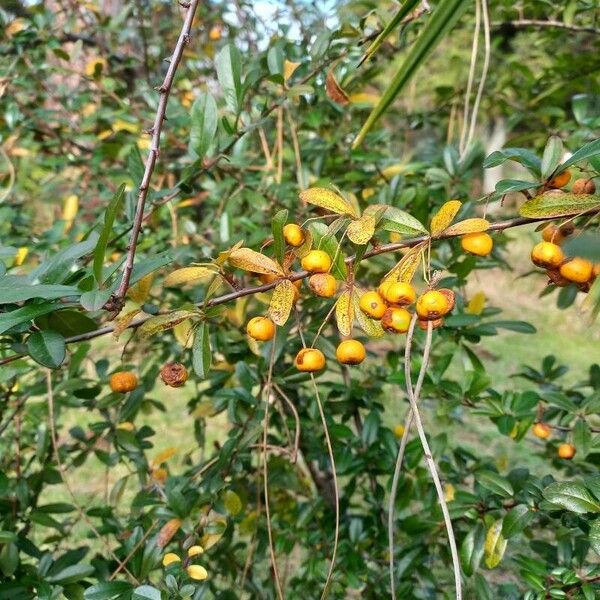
[559, 257, 593, 283]
[301, 250, 332, 273]
[283, 223, 305, 247]
[460, 232, 493, 257]
[246, 317, 275, 341]
[383, 282, 416, 306]
[381, 307, 412, 333]
[393, 424, 405, 438]
[359, 291, 386, 319]
[558, 443, 576, 459]
[416, 291, 450, 320]
[295, 348, 326, 372]
[336, 340, 366, 365]
[531, 242, 564, 269]
[308, 273, 337, 298]
[532, 423, 551, 439]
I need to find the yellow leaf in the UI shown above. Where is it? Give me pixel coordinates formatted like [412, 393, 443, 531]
[6, 19, 27, 37]
[346, 215, 376, 245]
[138, 310, 195, 339]
[223, 490, 242, 516]
[380, 248, 423, 288]
[283, 60, 300, 83]
[466, 292, 486, 315]
[13, 246, 28, 266]
[164, 266, 215, 287]
[268, 280, 295, 326]
[349, 93, 381, 106]
[116, 422, 135, 432]
[325, 68, 349, 105]
[200, 516, 227, 550]
[162, 552, 181, 566]
[128, 273, 154, 304]
[97, 129, 113, 140]
[174, 319, 194, 348]
[335, 291, 354, 336]
[299, 188, 358, 217]
[157, 518, 182, 548]
[113, 119, 139, 134]
[216, 240, 244, 266]
[152, 447, 177, 466]
[229, 247, 284, 276]
[381, 163, 408, 179]
[113, 309, 141, 340]
[361, 187, 376, 200]
[62, 194, 79, 230]
[442, 218, 490, 237]
[430, 200, 462, 236]
[444, 483, 455, 502]
[484, 520, 507, 569]
[187, 565, 208, 581]
[193, 401, 217, 418]
[353, 293, 384, 338]
[85, 57, 107, 77]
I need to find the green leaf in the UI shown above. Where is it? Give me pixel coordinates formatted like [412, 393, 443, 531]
[94, 183, 125, 285]
[80, 289, 112, 312]
[190, 91, 218, 160]
[363, 204, 427, 235]
[0, 303, 63, 335]
[84, 582, 133, 600]
[573, 419, 592, 456]
[477, 470, 514, 498]
[272, 209, 288, 265]
[35, 310, 97, 337]
[562, 232, 600, 262]
[486, 320, 537, 334]
[541, 136, 563, 179]
[519, 192, 600, 218]
[589, 519, 600, 556]
[216, 44, 243, 114]
[192, 322, 211, 379]
[223, 489, 242, 516]
[484, 519, 507, 569]
[132, 585, 161, 600]
[558, 138, 600, 172]
[0, 280, 80, 304]
[543, 481, 600, 514]
[358, 0, 421, 65]
[26, 330, 66, 369]
[31, 236, 98, 284]
[46, 563, 94, 584]
[353, 0, 469, 147]
[495, 179, 537, 195]
[502, 505, 533, 539]
[460, 523, 485, 577]
[483, 148, 541, 176]
[0, 531, 17, 543]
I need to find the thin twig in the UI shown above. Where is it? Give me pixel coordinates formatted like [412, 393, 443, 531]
[492, 19, 600, 35]
[273, 383, 301, 463]
[112, 0, 201, 311]
[109, 520, 157, 580]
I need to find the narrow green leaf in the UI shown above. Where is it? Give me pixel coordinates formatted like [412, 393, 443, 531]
[353, 0, 469, 147]
[216, 44, 243, 114]
[502, 505, 533, 539]
[483, 148, 541, 176]
[190, 91, 218, 160]
[0, 303, 63, 335]
[84, 582, 133, 600]
[541, 136, 563, 179]
[477, 470, 514, 498]
[543, 481, 600, 514]
[192, 322, 211, 378]
[558, 138, 600, 172]
[26, 330, 66, 369]
[0, 282, 80, 304]
[132, 585, 161, 600]
[590, 519, 600, 556]
[272, 209, 288, 265]
[94, 184, 125, 285]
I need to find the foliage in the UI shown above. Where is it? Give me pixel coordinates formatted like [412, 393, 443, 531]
[1, 0, 600, 599]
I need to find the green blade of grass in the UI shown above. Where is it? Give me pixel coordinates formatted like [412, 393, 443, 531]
[353, 0, 469, 149]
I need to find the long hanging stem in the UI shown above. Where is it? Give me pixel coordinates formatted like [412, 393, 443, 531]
[404, 316, 462, 599]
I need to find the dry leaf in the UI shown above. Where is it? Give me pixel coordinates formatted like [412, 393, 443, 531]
[138, 310, 196, 339]
[430, 200, 462, 236]
[128, 273, 154, 304]
[268, 279, 295, 326]
[380, 247, 423, 288]
[113, 309, 141, 340]
[157, 518, 182, 548]
[325, 68, 349, 105]
[164, 266, 215, 287]
[299, 188, 357, 217]
[335, 290, 354, 336]
[284, 60, 301, 83]
[442, 218, 490, 237]
[229, 248, 284, 276]
[346, 215, 376, 245]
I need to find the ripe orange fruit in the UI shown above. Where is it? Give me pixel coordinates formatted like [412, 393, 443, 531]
[531, 242, 564, 269]
[381, 307, 412, 333]
[557, 443, 576, 459]
[359, 291, 386, 319]
[208, 25, 222, 41]
[548, 170, 571, 189]
[438, 288, 456, 313]
[283, 223, 305, 247]
[295, 348, 326, 372]
[246, 316, 275, 341]
[301, 250, 332, 273]
[309, 273, 337, 298]
[110, 371, 138, 393]
[594, 264, 600, 278]
[572, 178, 596, 194]
[416, 290, 450, 320]
[532, 422, 551, 439]
[460, 232, 493, 257]
[383, 282, 416, 306]
[336, 340, 366, 365]
[559, 257, 593, 283]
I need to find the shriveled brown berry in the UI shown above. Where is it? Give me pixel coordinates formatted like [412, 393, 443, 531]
[572, 178, 596, 194]
[160, 362, 189, 388]
[546, 269, 570, 287]
[417, 318, 443, 331]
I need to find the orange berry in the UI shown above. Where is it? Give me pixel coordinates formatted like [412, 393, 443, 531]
[295, 348, 326, 372]
[559, 257, 593, 283]
[437, 288, 456, 313]
[246, 317, 275, 341]
[208, 25, 222, 41]
[460, 232, 493, 257]
[308, 273, 337, 298]
[416, 290, 450, 320]
[336, 340, 366, 365]
[283, 224, 305, 247]
[572, 178, 596, 194]
[532, 423, 551, 439]
[377, 280, 392, 299]
[383, 282, 416, 306]
[381, 307, 412, 333]
[531, 242, 564, 269]
[549, 170, 571, 189]
[110, 371, 138, 393]
[301, 250, 332, 273]
[359, 291, 386, 319]
[542, 224, 565, 245]
[594, 264, 600, 278]
[557, 443, 576, 460]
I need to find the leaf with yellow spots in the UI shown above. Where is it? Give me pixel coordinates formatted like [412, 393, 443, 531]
[380, 247, 423, 288]
[113, 309, 141, 340]
[215, 240, 244, 266]
[430, 200, 462, 236]
[62, 195, 79, 230]
[200, 516, 227, 550]
[128, 273, 154, 304]
[152, 447, 177, 466]
[353, 293, 384, 338]
[442, 218, 490, 237]
[346, 214, 376, 245]
[157, 518, 182, 548]
[138, 310, 196, 339]
[335, 290, 354, 336]
[268, 279, 295, 326]
[467, 292, 486, 315]
[484, 520, 507, 568]
[229, 247, 284, 276]
[174, 319, 194, 348]
[283, 60, 301, 83]
[299, 188, 358, 217]
[164, 266, 215, 287]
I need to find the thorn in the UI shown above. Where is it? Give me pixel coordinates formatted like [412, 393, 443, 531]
[154, 84, 167, 93]
[178, 1, 190, 7]
[144, 127, 154, 135]
[183, 33, 191, 45]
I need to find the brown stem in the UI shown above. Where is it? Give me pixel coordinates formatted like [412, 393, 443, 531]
[492, 19, 600, 35]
